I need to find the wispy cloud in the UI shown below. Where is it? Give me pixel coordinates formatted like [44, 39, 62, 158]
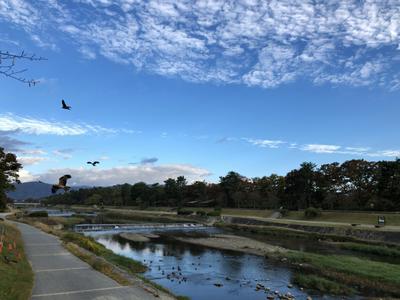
[1, 1, 400, 89]
[53, 148, 75, 160]
[17, 156, 47, 166]
[301, 144, 342, 154]
[140, 157, 158, 164]
[244, 138, 285, 149]
[0, 114, 137, 136]
[0, 130, 29, 151]
[243, 137, 400, 159]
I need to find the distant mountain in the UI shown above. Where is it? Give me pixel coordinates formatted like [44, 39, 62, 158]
[7, 181, 89, 202]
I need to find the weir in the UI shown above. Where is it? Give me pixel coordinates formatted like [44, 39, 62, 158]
[74, 223, 205, 232]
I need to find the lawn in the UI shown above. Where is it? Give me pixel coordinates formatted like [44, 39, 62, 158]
[0, 222, 33, 300]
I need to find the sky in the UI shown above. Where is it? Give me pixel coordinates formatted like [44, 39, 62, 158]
[1, 0, 400, 186]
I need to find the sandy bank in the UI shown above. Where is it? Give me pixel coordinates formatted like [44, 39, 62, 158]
[175, 234, 285, 256]
[119, 233, 151, 242]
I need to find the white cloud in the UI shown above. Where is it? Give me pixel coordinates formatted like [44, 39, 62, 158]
[35, 164, 211, 186]
[301, 144, 342, 154]
[18, 169, 37, 182]
[17, 156, 47, 165]
[0, 114, 136, 136]
[53, 149, 74, 160]
[244, 138, 285, 148]
[19, 149, 47, 155]
[1, 0, 400, 89]
[367, 150, 400, 157]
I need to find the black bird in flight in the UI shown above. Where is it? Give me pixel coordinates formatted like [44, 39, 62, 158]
[87, 161, 100, 166]
[61, 99, 71, 110]
[51, 175, 72, 194]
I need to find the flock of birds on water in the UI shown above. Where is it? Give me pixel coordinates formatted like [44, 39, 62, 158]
[51, 99, 100, 194]
[137, 249, 307, 300]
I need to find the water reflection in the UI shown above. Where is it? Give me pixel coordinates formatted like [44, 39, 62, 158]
[93, 230, 344, 300]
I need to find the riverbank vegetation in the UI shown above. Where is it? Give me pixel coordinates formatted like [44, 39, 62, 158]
[42, 159, 400, 212]
[283, 250, 400, 297]
[0, 222, 33, 300]
[292, 273, 355, 295]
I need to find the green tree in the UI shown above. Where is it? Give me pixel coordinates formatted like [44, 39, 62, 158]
[284, 162, 317, 209]
[0, 148, 22, 211]
[84, 193, 102, 205]
[219, 171, 246, 208]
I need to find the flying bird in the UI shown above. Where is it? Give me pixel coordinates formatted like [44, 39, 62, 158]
[61, 99, 71, 110]
[87, 161, 100, 166]
[51, 175, 72, 194]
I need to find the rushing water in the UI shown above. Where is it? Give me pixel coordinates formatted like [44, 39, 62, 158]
[90, 228, 346, 300]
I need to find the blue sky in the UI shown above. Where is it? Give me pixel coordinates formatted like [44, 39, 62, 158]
[1, 0, 400, 186]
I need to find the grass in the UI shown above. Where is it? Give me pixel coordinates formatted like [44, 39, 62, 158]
[282, 250, 400, 296]
[61, 232, 147, 274]
[284, 211, 400, 226]
[64, 242, 132, 285]
[216, 223, 361, 243]
[0, 222, 34, 300]
[50, 216, 86, 228]
[292, 273, 355, 295]
[335, 242, 400, 258]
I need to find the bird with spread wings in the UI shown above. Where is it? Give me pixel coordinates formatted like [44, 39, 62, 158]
[51, 175, 72, 194]
[61, 99, 71, 110]
[87, 161, 100, 166]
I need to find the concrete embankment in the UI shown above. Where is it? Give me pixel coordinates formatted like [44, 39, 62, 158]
[222, 216, 400, 245]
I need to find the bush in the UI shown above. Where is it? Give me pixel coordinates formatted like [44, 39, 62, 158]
[196, 210, 207, 217]
[304, 207, 321, 219]
[279, 208, 289, 217]
[27, 211, 48, 218]
[207, 210, 221, 217]
[177, 209, 194, 216]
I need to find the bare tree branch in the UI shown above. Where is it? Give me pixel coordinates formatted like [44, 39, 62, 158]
[0, 50, 47, 86]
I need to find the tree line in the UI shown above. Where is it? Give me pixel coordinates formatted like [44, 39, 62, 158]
[42, 159, 400, 211]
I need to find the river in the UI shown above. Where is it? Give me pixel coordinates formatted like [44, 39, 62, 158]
[87, 228, 349, 300]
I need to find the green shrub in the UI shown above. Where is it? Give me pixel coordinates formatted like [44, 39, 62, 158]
[196, 210, 207, 217]
[304, 207, 321, 219]
[177, 209, 194, 215]
[27, 211, 48, 218]
[207, 210, 221, 217]
[279, 208, 289, 217]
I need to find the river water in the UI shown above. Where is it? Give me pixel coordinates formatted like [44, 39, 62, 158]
[91, 228, 346, 300]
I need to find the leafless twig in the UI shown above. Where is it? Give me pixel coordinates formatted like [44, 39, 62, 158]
[0, 50, 47, 86]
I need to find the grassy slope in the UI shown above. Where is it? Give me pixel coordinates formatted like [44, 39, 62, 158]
[284, 211, 400, 226]
[0, 222, 33, 300]
[284, 250, 400, 296]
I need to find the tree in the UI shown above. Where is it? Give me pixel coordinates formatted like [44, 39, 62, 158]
[176, 176, 187, 208]
[84, 193, 102, 206]
[219, 171, 246, 207]
[0, 148, 22, 210]
[284, 162, 317, 209]
[0, 50, 46, 86]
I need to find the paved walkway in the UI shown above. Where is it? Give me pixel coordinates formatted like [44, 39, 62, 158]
[13, 220, 158, 300]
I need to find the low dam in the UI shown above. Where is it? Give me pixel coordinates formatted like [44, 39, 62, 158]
[74, 223, 206, 232]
